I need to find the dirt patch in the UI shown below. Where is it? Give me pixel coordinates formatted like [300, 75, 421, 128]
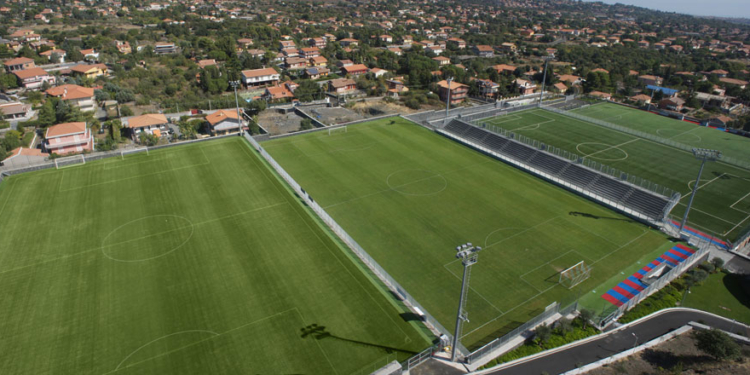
[349, 100, 421, 117]
[587, 332, 750, 375]
[257, 109, 304, 135]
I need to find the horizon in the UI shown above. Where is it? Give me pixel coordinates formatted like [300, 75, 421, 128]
[586, 0, 750, 19]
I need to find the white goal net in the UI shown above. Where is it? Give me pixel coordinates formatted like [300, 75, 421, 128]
[559, 261, 592, 289]
[121, 147, 149, 159]
[328, 126, 347, 135]
[54, 154, 86, 169]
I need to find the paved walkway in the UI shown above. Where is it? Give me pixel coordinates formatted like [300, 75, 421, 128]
[478, 308, 749, 375]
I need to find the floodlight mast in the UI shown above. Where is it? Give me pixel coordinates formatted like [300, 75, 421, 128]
[538, 55, 555, 107]
[452, 243, 481, 362]
[230, 80, 243, 136]
[678, 148, 721, 236]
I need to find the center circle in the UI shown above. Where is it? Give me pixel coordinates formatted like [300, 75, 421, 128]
[386, 169, 448, 196]
[102, 215, 195, 262]
[575, 142, 629, 161]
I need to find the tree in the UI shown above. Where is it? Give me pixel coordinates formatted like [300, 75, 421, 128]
[119, 105, 133, 117]
[295, 80, 322, 102]
[2, 130, 22, 152]
[534, 324, 552, 346]
[300, 118, 314, 130]
[245, 100, 266, 116]
[579, 309, 595, 329]
[711, 257, 725, 270]
[688, 269, 709, 285]
[138, 132, 159, 146]
[694, 328, 740, 361]
[38, 100, 57, 127]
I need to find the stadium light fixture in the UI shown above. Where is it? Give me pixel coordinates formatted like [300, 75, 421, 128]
[678, 148, 721, 236]
[230, 80, 243, 136]
[451, 243, 482, 362]
[538, 55, 555, 107]
[444, 76, 453, 126]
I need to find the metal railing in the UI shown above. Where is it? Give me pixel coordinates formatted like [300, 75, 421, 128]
[465, 302, 561, 365]
[542, 105, 750, 170]
[477, 122, 677, 199]
[241, 132, 464, 355]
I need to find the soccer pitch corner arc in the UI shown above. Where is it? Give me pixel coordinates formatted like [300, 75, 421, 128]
[262, 116, 675, 349]
[0, 137, 429, 374]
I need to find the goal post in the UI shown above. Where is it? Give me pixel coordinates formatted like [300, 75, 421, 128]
[121, 147, 149, 159]
[54, 154, 86, 169]
[328, 126, 347, 135]
[559, 261, 592, 289]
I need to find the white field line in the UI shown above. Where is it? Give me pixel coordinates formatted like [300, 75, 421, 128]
[582, 138, 639, 159]
[442, 263, 504, 314]
[730, 190, 750, 213]
[724, 214, 750, 237]
[518, 250, 592, 293]
[0, 201, 290, 276]
[681, 173, 727, 201]
[105, 308, 300, 374]
[675, 201, 738, 226]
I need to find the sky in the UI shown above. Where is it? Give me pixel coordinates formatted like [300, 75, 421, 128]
[588, 0, 750, 19]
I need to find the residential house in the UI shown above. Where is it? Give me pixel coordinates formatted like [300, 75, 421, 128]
[80, 49, 99, 61]
[379, 35, 393, 43]
[659, 97, 685, 111]
[386, 79, 408, 97]
[702, 115, 734, 128]
[125, 113, 169, 138]
[328, 78, 357, 93]
[339, 38, 359, 47]
[299, 47, 320, 59]
[285, 57, 308, 70]
[279, 40, 296, 51]
[638, 75, 664, 86]
[46, 84, 96, 112]
[475, 79, 499, 99]
[558, 74, 583, 85]
[342, 64, 368, 76]
[114, 40, 132, 54]
[69, 64, 108, 79]
[14, 68, 54, 90]
[387, 47, 403, 56]
[205, 109, 244, 135]
[237, 38, 253, 49]
[493, 64, 517, 74]
[246, 49, 266, 59]
[589, 91, 612, 100]
[473, 45, 494, 57]
[154, 42, 177, 54]
[500, 43, 517, 54]
[309, 56, 327, 67]
[337, 60, 354, 68]
[426, 45, 444, 55]
[305, 67, 330, 79]
[44, 122, 93, 155]
[447, 38, 466, 49]
[719, 77, 748, 89]
[40, 49, 67, 63]
[437, 80, 468, 104]
[514, 79, 537, 95]
[550, 82, 568, 93]
[369, 68, 387, 78]
[198, 59, 217, 69]
[433, 56, 450, 66]
[263, 85, 295, 101]
[0, 102, 31, 120]
[241, 67, 280, 87]
[630, 94, 652, 104]
[3, 57, 35, 72]
[309, 38, 326, 48]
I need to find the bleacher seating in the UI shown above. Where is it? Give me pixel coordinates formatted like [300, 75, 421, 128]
[439, 119, 672, 222]
[602, 243, 697, 307]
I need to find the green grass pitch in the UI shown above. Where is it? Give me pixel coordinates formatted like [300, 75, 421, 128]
[0, 137, 430, 374]
[478, 104, 750, 241]
[263, 117, 674, 349]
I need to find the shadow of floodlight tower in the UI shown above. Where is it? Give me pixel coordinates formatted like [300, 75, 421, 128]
[679, 148, 721, 238]
[452, 242, 482, 362]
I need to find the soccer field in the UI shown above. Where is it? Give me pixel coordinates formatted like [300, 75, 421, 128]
[479, 106, 750, 241]
[263, 117, 673, 349]
[0, 137, 429, 374]
[575, 103, 750, 162]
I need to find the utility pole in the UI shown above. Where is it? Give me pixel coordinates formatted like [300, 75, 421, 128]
[444, 76, 453, 126]
[679, 148, 721, 236]
[539, 55, 554, 107]
[230, 80, 243, 135]
[452, 243, 481, 362]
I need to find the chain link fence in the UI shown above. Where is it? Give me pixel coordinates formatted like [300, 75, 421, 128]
[242, 132, 463, 355]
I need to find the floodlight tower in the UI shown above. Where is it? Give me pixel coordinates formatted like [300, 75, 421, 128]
[538, 55, 555, 107]
[444, 76, 453, 126]
[679, 148, 721, 236]
[230, 80, 243, 136]
[452, 242, 482, 362]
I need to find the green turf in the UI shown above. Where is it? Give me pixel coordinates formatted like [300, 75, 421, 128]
[479, 107, 750, 240]
[0, 137, 429, 374]
[263, 117, 673, 349]
[574, 103, 750, 162]
[683, 271, 750, 325]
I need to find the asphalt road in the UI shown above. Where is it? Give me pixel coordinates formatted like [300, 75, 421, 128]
[483, 309, 750, 375]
